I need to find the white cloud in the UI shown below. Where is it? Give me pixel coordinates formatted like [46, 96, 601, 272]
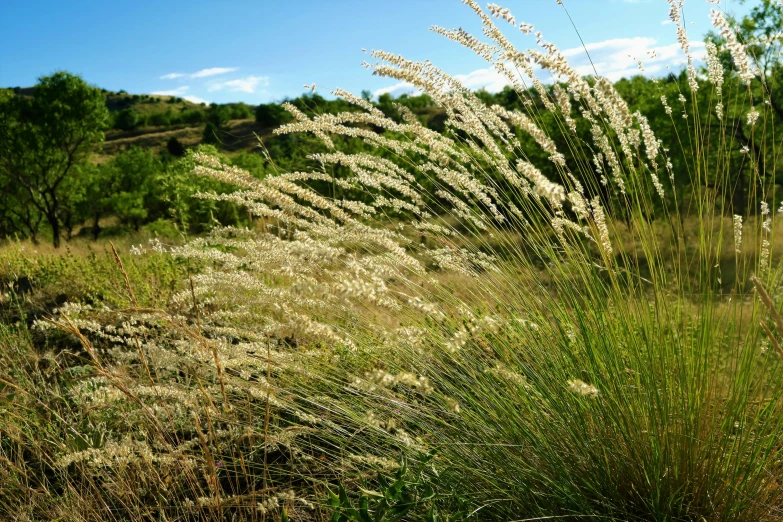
[373, 82, 418, 98]
[372, 35, 707, 98]
[160, 67, 240, 80]
[151, 86, 190, 96]
[191, 67, 238, 78]
[559, 37, 705, 82]
[455, 68, 510, 92]
[207, 75, 269, 93]
[183, 95, 210, 105]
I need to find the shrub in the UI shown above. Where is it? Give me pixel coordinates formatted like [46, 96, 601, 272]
[113, 107, 139, 130]
[166, 136, 186, 157]
[146, 111, 171, 127]
[255, 102, 293, 128]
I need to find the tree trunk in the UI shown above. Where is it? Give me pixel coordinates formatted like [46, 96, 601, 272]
[48, 213, 61, 248]
[92, 213, 101, 240]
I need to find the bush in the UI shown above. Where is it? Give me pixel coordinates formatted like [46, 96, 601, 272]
[180, 109, 205, 125]
[255, 102, 293, 128]
[113, 107, 139, 130]
[147, 110, 173, 127]
[142, 218, 181, 239]
[166, 136, 185, 157]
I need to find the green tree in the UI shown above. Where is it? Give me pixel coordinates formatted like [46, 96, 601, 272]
[202, 105, 231, 144]
[77, 147, 160, 238]
[167, 137, 186, 157]
[114, 107, 140, 130]
[254, 103, 293, 128]
[146, 145, 245, 233]
[0, 71, 109, 247]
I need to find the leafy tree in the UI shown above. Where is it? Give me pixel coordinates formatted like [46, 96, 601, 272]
[202, 105, 232, 144]
[114, 107, 140, 130]
[227, 102, 253, 120]
[148, 110, 172, 126]
[77, 147, 160, 238]
[180, 109, 205, 125]
[202, 121, 221, 144]
[255, 103, 293, 128]
[167, 137, 186, 157]
[0, 71, 109, 247]
[147, 145, 245, 233]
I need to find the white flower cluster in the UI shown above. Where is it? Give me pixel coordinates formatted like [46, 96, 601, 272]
[710, 9, 756, 84]
[733, 214, 743, 254]
[568, 379, 599, 398]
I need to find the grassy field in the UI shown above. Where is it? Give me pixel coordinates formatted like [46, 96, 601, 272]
[5, 1, 783, 521]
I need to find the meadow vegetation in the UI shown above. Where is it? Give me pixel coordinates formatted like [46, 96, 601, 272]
[4, 0, 783, 520]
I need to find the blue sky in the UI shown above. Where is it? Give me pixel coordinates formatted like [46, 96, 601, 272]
[1, 0, 751, 105]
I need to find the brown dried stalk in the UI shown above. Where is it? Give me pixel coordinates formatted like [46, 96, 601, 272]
[751, 275, 783, 360]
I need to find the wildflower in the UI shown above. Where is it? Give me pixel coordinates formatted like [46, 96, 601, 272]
[661, 95, 673, 115]
[733, 214, 743, 254]
[519, 22, 534, 34]
[487, 3, 516, 25]
[747, 108, 760, 126]
[760, 239, 771, 271]
[710, 9, 755, 84]
[591, 197, 612, 258]
[667, 0, 698, 91]
[705, 41, 724, 96]
[568, 379, 599, 397]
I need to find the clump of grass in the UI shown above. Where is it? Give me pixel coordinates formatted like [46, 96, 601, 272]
[7, 1, 783, 520]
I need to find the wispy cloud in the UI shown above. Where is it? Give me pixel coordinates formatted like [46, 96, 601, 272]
[191, 67, 238, 78]
[559, 37, 705, 82]
[159, 67, 239, 80]
[373, 82, 418, 98]
[150, 86, 210, 104]
[151, 86, 190, 96]
[183, 95, 210, 105]
[371, 36, 705, 97]
[207, 75, 269, 93]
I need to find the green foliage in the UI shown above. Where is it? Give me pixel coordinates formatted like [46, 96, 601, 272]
[166, 136, 186, 157]
[0, 71, 109, 247]
[328, 453, 469, 522]
[147, 144, 246, 233]
[146, 109, 172, 126]
[76, 147, 158, 238]
[255, 102, 293, 128]
[113, 107, 140, 130]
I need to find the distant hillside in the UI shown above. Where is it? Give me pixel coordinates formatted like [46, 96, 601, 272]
[103, 90, 206, 113]
[2, 85, 447, 159]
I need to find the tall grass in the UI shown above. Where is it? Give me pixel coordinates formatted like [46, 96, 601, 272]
[4, 0, 783, 520]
